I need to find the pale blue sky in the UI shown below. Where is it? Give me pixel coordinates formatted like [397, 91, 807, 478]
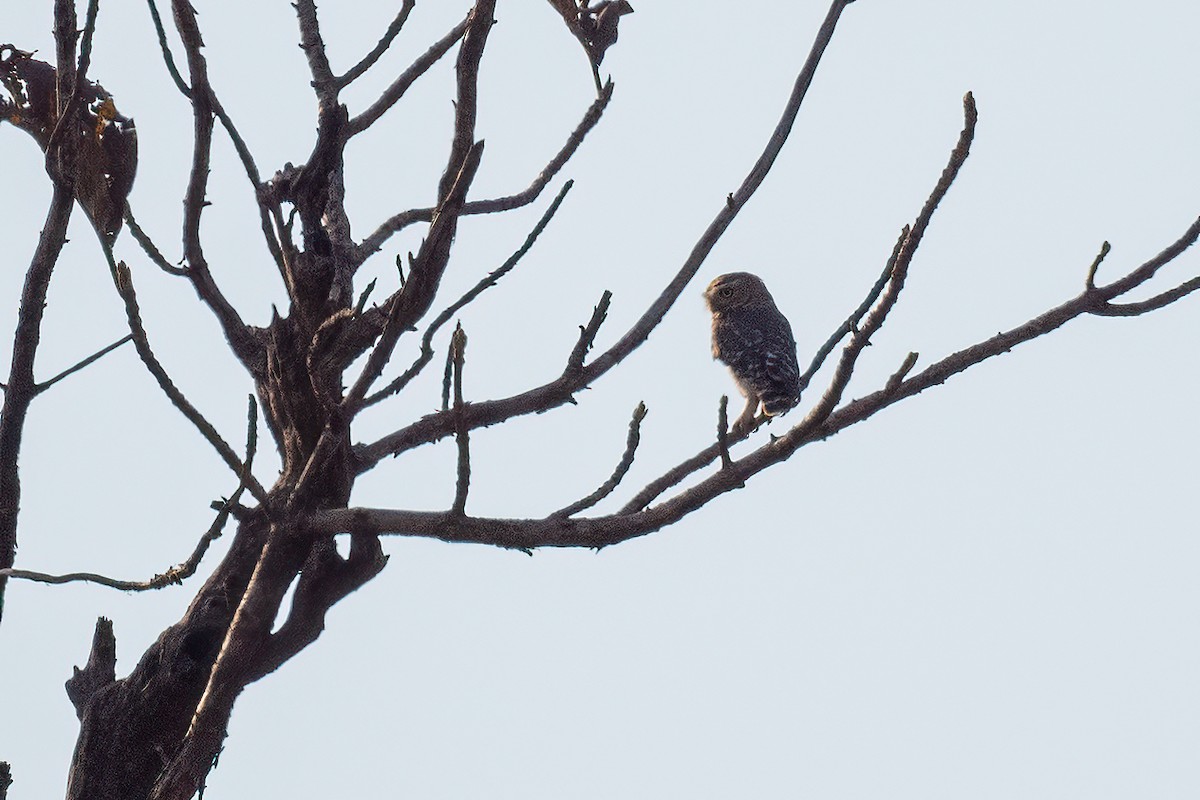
[1, 1, 1198, 798]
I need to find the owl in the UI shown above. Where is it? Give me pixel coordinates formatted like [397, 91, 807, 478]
[704, 272, 801, 417]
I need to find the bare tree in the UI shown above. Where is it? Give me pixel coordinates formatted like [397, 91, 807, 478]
[1, 1, 1197, 798]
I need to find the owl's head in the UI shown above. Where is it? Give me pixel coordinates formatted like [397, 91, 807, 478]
[704, 272, 776, 313]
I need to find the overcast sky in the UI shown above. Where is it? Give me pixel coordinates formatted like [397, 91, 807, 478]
[2, 1, 1198, 798]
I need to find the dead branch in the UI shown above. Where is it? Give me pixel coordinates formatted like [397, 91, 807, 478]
[293, 0, 338, 105]
[34, 334, 133, 394]
[312, 210, 1200, 547]
[125, 206, 188, 276]
[579, 0, 850, 381]
[337, 0, 416, 88]
[355, 81, 612, 264]
[1092, 276, 1200, 315]
[551, 401, 648, 518]
[884, 352, 919, 393]
[145, 0, 191, 97]
[798, 227, 904, 397]
[210, 96, 286, 274]
[150, 0, 285, 274]
[716, 396, 733, 470]
[0, 183, 75, 622]
[347, 15, 470, 137]
[450, 324, 471, 517]
[169, 0, 264, 371]
[113, 261, 268, 503]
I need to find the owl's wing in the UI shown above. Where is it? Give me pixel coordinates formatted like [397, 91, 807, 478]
[762, 326, 799, 389]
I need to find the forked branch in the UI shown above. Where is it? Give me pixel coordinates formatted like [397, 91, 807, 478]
[337, 0, 416, 88]
[347, 15, 470, 137]
[361, 180, 574, 410]
[355, 81, 613, 265]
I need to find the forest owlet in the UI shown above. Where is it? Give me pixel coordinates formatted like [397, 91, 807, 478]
[704, 272, 801, 417]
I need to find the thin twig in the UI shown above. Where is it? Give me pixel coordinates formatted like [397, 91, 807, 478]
[347, 15, 470, 137]
[361, 180, 574, 409]
[716, 396, 732, 469]
[552, 402, 647, 518]
[170, 0, 263, 370]
[618, 426, 754, 514]
[0, 183, 75, 624]
[440, 333, 455, 412]
[112, 260, 267, 503]
[125, 206, 188, 276]
[337, 0, 416, 88]
[798, 226, 905, 395]
[209, 95, 286, 274]
[450, 324, 470, 517]
[145, 0, 191, 97]
[1084, 240, 1111, 292]
[884, 352, 918, 392]
[355, 278, 377, 315]
[356, 82, 612, 264]
[1093, 275, 1200, 316]
[566, 291, 613, 375]
[1092, 216, 1200, 299]
[34, 334, 133, 395]
[2, 397, 257, 592]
